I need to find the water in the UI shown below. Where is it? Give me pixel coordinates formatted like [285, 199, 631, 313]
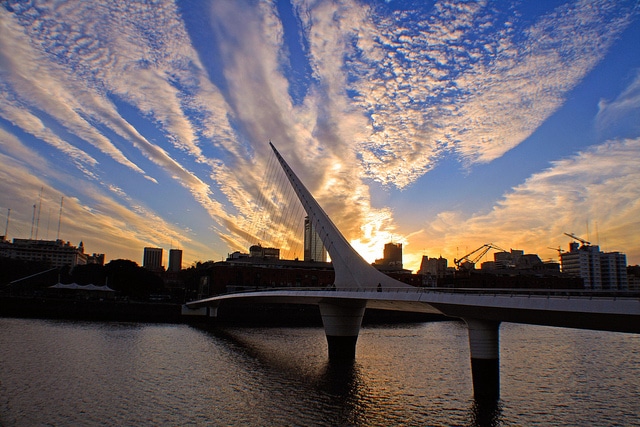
[0, 317, 638, 426]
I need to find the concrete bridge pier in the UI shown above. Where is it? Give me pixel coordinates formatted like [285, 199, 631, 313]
[464, 319, 501, 401]
[319, 300, 367, 360]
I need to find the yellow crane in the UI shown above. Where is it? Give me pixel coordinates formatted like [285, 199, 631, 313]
[563, 232, 590, 246]
[454, 243, 508, 270]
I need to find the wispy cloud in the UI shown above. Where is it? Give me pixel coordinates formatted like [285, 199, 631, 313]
[1, 2, 237, 235]
[311, 0, 637, 187]
[1, 0, 638, 268]
[409, 137, 640, 268]
[0, 10, 148, 178]
[596, 70, 640, 139]
[0, 129, 210, 262]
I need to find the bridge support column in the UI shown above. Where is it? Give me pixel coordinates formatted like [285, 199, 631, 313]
[464, 319, 500, 401]
[319, 300, 366, 360]
[208, 305, 218, 318]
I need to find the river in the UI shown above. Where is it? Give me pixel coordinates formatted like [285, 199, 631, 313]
[0, 317, 638, 426]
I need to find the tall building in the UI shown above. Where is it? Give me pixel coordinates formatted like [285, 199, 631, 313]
[304, 216, 327, 262]
[374, 242, 403, 268]
[560, 242, 627, 290]
[418, 255, 448, 278]
[168, 249, 183, 272]
[143, 247, 163, 271]
[600, 251, 627, 290]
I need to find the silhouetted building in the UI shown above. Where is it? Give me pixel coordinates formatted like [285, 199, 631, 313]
[418, 255, 448, 278]
[143, 247, 163, 271]
[628, 266, 640, 291]
[304, 216, 327, 262]
[0, 238, 91, 268]
[600, 251, 628, 290]
[198, 257, 335, 298]
[373, 242, 411, 274]
[480, 249, 559, 274]
[249, 244, 280, 259]
[87, 253, 105, 265]
[168, 249, 183, 272]
[373, 242, 403, 267]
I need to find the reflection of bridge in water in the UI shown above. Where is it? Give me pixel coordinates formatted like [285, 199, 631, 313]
[185, 142, 640, 400]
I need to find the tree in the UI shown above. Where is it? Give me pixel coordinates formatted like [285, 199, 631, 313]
[69, 263, 106, 285]
[104, 259, 165, 300]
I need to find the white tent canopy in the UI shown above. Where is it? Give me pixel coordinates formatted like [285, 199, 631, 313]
[50, 283, 115, 292]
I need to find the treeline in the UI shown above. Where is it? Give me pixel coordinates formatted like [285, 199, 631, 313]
[0, 257, 221, 302]
[1, 258, 165, 301]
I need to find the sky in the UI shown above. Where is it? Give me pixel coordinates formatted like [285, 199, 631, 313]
[1, 0, 639, 272]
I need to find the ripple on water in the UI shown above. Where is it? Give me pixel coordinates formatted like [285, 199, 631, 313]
[0, 318, 638, 426]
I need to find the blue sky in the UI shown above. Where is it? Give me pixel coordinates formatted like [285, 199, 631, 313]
[1, 0, 639, 272]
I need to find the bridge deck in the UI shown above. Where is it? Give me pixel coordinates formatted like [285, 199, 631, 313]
[186, 288, 640, 334]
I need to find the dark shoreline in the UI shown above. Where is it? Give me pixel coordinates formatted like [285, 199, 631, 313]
[0, 296, 445, 326]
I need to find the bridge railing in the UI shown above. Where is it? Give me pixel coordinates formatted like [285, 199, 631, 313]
[194, 286, 640, 301]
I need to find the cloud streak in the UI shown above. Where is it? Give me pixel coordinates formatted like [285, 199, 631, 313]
[410, 137, 640, 269]
[1, 0, 638, 269]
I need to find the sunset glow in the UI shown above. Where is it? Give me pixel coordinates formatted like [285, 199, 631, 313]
[1, 1, 639, 272]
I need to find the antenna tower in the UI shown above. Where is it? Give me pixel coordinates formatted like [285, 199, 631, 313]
[3, 208, 9, 238]
[56, 197, 64, 240]
[30, 204, 36, 239]
[35, 187, 43, 240]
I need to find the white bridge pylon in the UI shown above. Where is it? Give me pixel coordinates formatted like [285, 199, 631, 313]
[269, 142, 412, 291]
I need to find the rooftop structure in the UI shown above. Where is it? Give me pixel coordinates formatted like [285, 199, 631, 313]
[0, 238, 97, 268]
[249, 244, 280, 259]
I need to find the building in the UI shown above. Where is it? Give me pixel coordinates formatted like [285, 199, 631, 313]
[599, 251, 628, 290]
[480, 249, 560, 274]
[373, 242, 411, 275]
[0, 238, 95, 268]
[304, 216, 327, 262]
[416, 255, 449, 287]
[198, 255, 335, 297]
[87, 253, 105, 265]
[628, 266, 640, 291]
[560, 242, 627, 290]
[249, 244, 280, 259]
[168, 249, 183, 272]
[373, 242, 404, 268]
[143, 247, 163, 271]
[418, 255, 448, 278]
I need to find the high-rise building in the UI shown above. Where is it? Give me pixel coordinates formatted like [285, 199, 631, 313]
[600, 251, 627, 290]
[418, 255, 448, 278]
[560, 242, 627, 290]
[304, 216, 327, 262]
[143, 247, 163, 271]
[168, 249, 183, 272]
[374, 242, 403, 268]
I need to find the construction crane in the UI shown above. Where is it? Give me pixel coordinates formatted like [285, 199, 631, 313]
[547, 246, 565, 263]
[564, 232, 590, 246]
[454, 243, 508, 270]
[548, 246, 565, 255]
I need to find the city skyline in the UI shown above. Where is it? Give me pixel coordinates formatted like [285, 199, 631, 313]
[1, 1, 639, 272]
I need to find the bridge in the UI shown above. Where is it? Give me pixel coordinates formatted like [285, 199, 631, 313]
[184, 142, 640, 400]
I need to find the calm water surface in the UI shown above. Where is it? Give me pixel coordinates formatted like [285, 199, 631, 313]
[0, 317, 638, 426]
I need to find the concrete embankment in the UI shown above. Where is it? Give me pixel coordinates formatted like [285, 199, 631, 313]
[0, 296, 184, 323]
[0, 296, 445, 325]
